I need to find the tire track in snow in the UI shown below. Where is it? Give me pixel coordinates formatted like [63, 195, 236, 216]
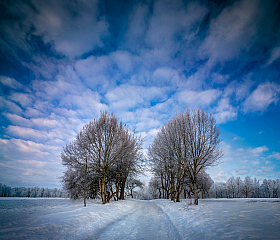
[89, 201, 141, 239]
[152, 201, 181, 240]
[91, 200, 181, 240]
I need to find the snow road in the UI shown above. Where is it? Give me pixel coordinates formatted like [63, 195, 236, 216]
[0, 198, 181, 240]
[0, 198, 280, 239]
[94, 200, 181, 240]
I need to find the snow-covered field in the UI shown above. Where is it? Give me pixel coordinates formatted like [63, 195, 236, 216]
[0, 198, 279, 239]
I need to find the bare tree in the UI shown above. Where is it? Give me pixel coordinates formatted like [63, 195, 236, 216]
[211, 182, 227, 198]
[61, 139, 89, 206]
[276, 179, 280, 198]
[61, 111, 143, 205]
[148, 177, 162, 199]
[242, 176, 253, 198]
[252, 177, 260, 198]
[196, 170, 214, 199]
[181, 108, 223, 205]
[183, 169, 213, 199]
[235, 177, 243, 198]
[106, 128, 143, 201]
[149, 116, 187, 202]
[261, 179, 270, 198]
[149, 108, 223, 204]
[227, 176, 236, 198]
[210, 176, 280, 199]
[126, 177, 144, 198]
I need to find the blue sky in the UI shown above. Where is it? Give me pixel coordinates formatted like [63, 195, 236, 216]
[0, 0, 280, 188]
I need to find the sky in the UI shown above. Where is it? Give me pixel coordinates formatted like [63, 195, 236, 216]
[0, 0, 280, 188]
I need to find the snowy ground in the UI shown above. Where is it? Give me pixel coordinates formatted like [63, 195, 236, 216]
[0, 198, 279, 239]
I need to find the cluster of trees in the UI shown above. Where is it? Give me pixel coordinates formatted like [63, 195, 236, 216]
[148, 169, 214, 200]
[149, 108, 223, 205]
[0, 183, 68, 198]
[61, 111, 144, 206]
[211, 176, 280, 198]
[61, 109, 224, 205]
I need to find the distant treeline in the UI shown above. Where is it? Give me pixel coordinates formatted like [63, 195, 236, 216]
[0, 183, 69, 198]
[211, 176, 280, 199]
[148, 176, 280, 200]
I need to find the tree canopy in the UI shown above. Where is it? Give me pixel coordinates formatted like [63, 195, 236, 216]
[61, 111, 143, 205]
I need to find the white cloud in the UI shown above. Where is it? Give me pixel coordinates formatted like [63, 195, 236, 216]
[16, 160, 47, 168]
[125, 3, 149, 49]
[31, 0, 109, 58]
[235, 80, 254, 101]
[256, 166, 275, 176]
[249, 146, 268, 155]
[214, 98, 238, 124]
[31, 118, 61, 128]
[124, 107, 164, 135]
[147, 128, 160, 137]
[3, 113, 32, 127]
[31, 72, 85, 102]
[211, 73, 230, 84]
[0, 138, 59, 157]
[200, 0, 260, 62]
[106, 84, 166, 110]
[268, 152, 280, 160]
[223, 78, 254, 102]
[9, 92, 34, 107]
[207, 141, 276, 182]
[0, 96, 22, 113]
[75, 51, 141, 89]
[7, 126, 47, 141]
[67, 89, 107, 117]
[176, 89, 221, 108]
[110, 51, 139, 75]
[135, 119, 161, 132]
[144, 0, 208, 60]
[232, 166, 252, 176]
[75, 55, 111, 89]
[242, 82, 280, 113]
[0, 76, 23, 89]
[266, 46, 280, 66]
[206, 164, 230, 183]
[152, 67, 181, 86]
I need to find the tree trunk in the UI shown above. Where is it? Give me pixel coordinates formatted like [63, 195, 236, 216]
[83, 158, 87, 207]
[193, 179, 198, 205]
[175, 179, 182, 202]
[161, 176, 164, 199]
[102, 173, 107, 204]
[98, 171, 103, 203]
[115, 182, 120, 201]
[170, 175, 175, 201]
[120, 181, 125, 200]
[176, 186, 181, 202]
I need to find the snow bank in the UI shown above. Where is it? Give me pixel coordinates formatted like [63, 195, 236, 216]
[153, 198, 280, 239]
[0, 198, 139, 239]
[0, 198, 279, 239]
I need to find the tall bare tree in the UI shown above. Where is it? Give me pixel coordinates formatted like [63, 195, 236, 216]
[242, 176, 253, 198]
[227, 176, 236, 198]
[149, 116, 187, 202]
[61, 139, 90, 206]
[149, 108, 223, 205]
[62, 111, 143, 205]
[182, 108, 223, 204]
